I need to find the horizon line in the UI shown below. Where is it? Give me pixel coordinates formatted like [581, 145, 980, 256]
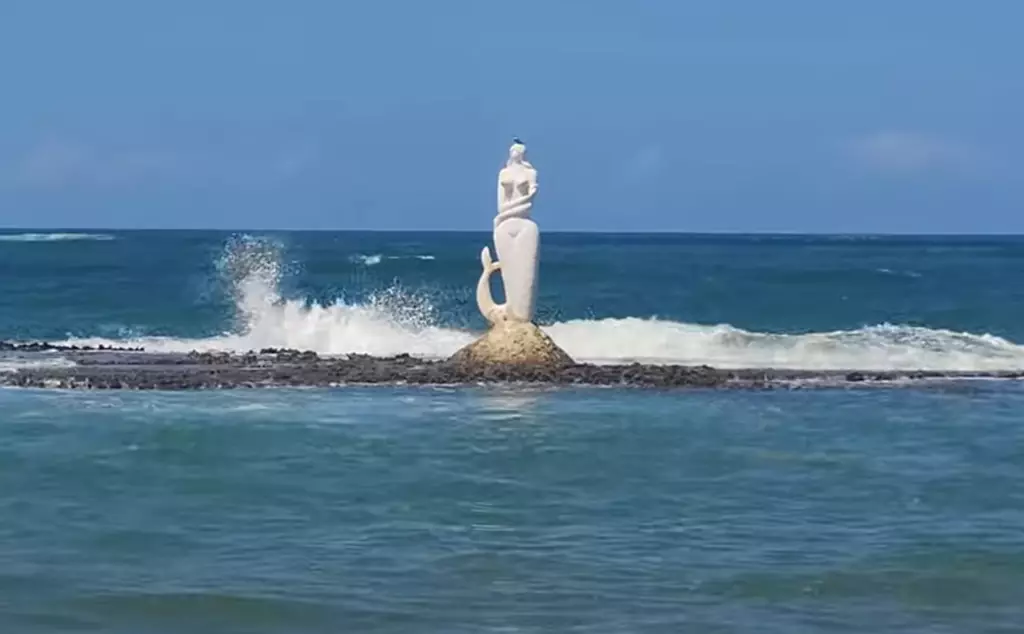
[2, 227, 1024, 237]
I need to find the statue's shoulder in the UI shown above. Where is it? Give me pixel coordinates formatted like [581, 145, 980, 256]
[500, 163, 536, 180]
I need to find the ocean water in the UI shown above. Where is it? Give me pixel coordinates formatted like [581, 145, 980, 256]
[2, 230, 1024, 632]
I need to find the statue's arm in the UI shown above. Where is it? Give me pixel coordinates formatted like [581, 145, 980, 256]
[494, 169, 539, 226]
[498, 172, 538, 211]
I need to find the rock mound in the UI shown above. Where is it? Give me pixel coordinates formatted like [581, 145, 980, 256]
[447, 321, 574, 369]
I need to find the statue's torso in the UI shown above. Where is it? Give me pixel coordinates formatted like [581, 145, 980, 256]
[499, 164, 536, 203]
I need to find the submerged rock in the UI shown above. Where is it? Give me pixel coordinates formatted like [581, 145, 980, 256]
[447, 321, 574, 369]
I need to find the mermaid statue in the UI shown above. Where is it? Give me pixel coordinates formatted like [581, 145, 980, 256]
[450, 139, 572, 368]
[477, 139, 540, 324]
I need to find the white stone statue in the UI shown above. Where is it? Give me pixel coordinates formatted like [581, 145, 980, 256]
[450, 139, 572, 368]
[477, 139, 540, 324]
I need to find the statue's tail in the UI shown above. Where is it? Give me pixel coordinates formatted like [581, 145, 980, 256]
[476, 247, 506, 324]
[491, 218, 539, 323]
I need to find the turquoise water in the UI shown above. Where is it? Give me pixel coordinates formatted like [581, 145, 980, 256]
[3, 385, 1023, 632]
[2, 230, 1024, 631]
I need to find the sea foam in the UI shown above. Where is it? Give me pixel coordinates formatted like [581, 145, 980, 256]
[0, 357, 78, 373]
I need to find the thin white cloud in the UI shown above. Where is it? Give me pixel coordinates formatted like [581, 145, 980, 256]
[11, 137, 177, 189]
[846, 131, 975, 175]
[623, 144, 664, 182]
[3, 136, 318, 190]
[266, 143, 320, 184]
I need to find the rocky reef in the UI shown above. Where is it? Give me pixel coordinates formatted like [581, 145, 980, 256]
[1, 341, 1022, 391]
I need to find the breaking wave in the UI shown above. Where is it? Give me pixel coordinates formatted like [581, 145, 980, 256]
[0, 232, 115, 242]
[545, 319, 1024, 371]
[53, 235, 1024, 372]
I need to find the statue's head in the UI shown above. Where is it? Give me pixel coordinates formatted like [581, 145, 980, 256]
[508, 139, 526, 164]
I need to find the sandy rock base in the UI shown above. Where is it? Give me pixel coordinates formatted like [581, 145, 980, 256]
[447, 321, 575, 368]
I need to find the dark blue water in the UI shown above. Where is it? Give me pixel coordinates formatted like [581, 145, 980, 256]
[2, 230, 1024, 632]
[3, 230, 1024, 369]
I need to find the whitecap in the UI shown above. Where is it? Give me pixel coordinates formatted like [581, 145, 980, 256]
[0, 233, 115, 243]
[348, 254, 383, 266]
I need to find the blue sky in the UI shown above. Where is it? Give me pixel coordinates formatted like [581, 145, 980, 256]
[1, 0, 1021, 232]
